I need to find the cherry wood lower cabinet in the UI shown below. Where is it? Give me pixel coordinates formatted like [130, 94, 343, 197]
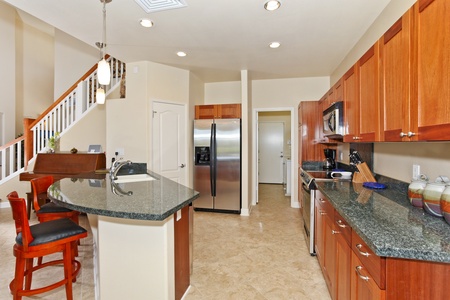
[386, 257, 450, 300]
[351, 251, 386, 300]
[174, 205, 191, 300]
[334, 210, 352, 300]
[314, 190, 450, 300]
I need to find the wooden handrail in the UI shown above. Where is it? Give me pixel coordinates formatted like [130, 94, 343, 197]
[0, 136, 24, 151]
[28, 54, 110, 129]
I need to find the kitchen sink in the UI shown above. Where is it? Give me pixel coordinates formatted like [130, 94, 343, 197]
[113, 173, 156, 183]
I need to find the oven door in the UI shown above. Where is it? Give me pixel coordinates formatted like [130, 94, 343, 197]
[301, 181, 315, 255]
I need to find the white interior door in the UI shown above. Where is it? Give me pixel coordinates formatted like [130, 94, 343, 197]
[152, 101, 186, 185]
[258, 122, 284, 184]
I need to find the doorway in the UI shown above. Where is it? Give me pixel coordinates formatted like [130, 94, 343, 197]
[254, 109, 294, 206]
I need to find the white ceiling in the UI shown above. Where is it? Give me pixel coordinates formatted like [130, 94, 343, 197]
[3, 0, 392, 83]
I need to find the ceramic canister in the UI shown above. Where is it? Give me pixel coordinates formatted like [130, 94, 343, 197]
[423, 182, 446, 217]
[440, 186, 450, 225]
[408, 180, 427, 208]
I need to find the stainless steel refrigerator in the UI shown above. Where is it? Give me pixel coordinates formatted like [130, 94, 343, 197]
[193, 119, 241, 213]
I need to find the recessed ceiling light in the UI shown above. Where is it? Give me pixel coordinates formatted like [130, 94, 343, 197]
[177, 51, 187, 57]
[269, 42, 281, 49]
[139, 18, 153, 28]
[264, 0, 281, 11]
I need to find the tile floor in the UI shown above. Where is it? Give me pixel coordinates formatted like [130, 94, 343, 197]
[0, 184, 330, 299]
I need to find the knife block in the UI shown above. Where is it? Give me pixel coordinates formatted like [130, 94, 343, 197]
[352, 162, 376, 183]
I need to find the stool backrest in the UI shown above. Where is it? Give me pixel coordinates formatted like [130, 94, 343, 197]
[7, 191, 34, 251]
[30, 175, 54, 212]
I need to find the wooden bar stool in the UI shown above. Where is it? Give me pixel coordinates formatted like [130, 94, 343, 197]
[7, 191, 88, 300]
[30, 176, 80, 224]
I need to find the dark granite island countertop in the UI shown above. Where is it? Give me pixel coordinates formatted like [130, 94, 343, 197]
[47, 170, 199, 221]
[315, 180, 450, 263]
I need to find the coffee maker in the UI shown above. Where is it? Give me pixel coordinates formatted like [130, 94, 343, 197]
[323, 149, 336, 170]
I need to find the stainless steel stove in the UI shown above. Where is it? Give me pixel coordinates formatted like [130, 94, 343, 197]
[299, 169, 351, 255]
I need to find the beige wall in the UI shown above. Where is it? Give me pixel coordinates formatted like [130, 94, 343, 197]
[54, 29, 98, 100]
[19, 21, 54, 126]
[205, 81, 241, 104]
[59, 106, 106, 154]
[0, 3, 17, 142]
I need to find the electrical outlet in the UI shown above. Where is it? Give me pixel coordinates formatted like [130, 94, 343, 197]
[413, 164, 420, 180]
[115, 148, 125, 156]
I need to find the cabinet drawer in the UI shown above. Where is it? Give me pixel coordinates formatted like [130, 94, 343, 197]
[334, 210, 352, 246]
[352, 231, 386, 289]
[316, 191, 334, 217]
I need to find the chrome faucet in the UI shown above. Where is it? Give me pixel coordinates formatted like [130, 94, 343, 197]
[110, 159, 132, 180]
[110, 181, 133, 196]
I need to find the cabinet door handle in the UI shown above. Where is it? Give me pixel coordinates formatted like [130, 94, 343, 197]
[400, 131, 416, 138]
[320, 211, 327, 216]
[355, 266, 370, 281]
[356, 244, 370, 257]
[336, 219, 347, 228]
[318, 198, 326, 203]
[332, 230, 340, 235]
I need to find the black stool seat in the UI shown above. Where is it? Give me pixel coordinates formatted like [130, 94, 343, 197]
[16, 218, 87, 246]
[38, 202, 74, 214]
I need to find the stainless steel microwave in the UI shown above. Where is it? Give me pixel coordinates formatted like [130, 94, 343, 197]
[323, 101, 344, 137]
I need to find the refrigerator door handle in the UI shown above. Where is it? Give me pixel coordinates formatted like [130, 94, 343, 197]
[210, 123, 217, 197]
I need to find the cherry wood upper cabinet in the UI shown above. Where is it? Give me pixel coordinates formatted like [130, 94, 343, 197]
[298, 101, 324, 164]
[358, 44, 380, 142]
[380, 10, 414, 141]
[343, 65, 359, 143]
[195, 104, 241, 119]
[344, 45, 380, 143]
[414, 0, 450, 140]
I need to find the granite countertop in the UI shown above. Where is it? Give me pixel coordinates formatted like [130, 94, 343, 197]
[314, 179, 450, 263]
[47, 170, 199, 221]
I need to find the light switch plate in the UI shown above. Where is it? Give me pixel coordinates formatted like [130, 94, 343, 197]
[413, 164, 420, 180]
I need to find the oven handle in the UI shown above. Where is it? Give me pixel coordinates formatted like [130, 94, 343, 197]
[302, 182, 310, 193]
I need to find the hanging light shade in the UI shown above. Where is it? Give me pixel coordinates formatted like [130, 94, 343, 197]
[98, 58, 110, 85]
[97, 0, 111, 86]
[96, 86, 106, 104]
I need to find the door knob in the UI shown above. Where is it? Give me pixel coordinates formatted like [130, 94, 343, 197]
[179, 164, 186, 168]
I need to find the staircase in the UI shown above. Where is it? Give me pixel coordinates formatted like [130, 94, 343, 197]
[0, 55, 125, 185]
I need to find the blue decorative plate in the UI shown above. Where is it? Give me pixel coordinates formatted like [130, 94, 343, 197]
[363, 182, 387, 189]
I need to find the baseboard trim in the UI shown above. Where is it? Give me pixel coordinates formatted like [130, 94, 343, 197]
[0, 201, 11, 209]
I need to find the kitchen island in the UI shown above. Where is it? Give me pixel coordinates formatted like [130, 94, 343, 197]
[48, 171, 199, 300]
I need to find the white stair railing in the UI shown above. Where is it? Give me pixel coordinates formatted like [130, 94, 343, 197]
[31, 56, 125, 156]
[0, 137, 25, 184]
[0, 55, 125, 184]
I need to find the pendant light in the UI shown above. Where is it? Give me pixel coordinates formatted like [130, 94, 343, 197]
[96, 87, 106, 104]
[97, 0, 111, 86]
